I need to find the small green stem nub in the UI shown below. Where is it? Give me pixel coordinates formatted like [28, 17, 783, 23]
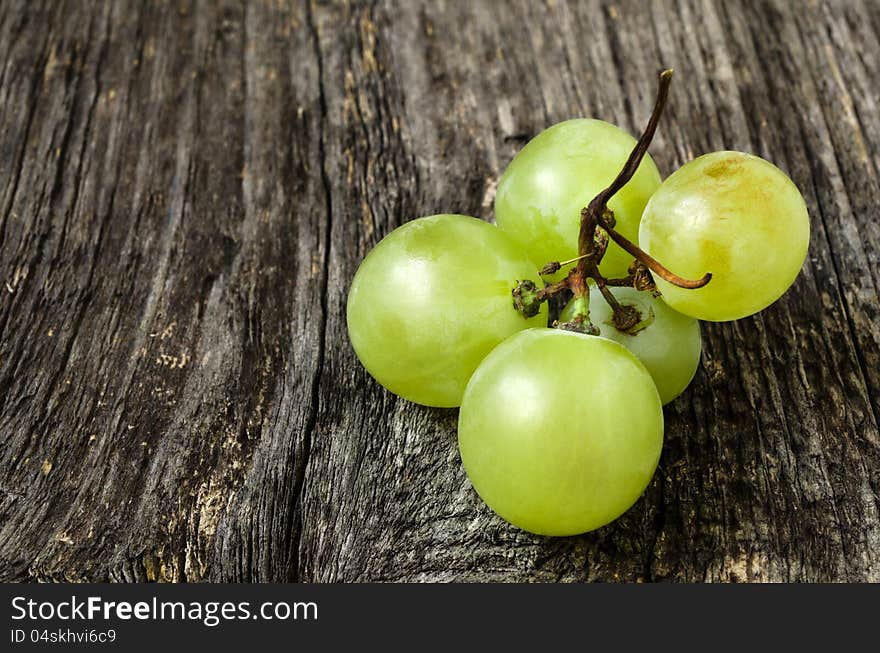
[512, 280, 543, 318]
[556, 294, 599, 335]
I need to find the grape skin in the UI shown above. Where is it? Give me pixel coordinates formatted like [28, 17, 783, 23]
[495, 119, 662, 278]
[561, 286, 702, 405]
[638, 151, 810, 321]
[458, 329, 663, 536]
[346, 214, 547, 408]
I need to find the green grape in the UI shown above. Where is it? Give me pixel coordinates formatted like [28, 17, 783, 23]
[495, 119, 662, 278]
[346, 214, 547, 408]
[638, 151, 810, 321]
[561, 286, 701, 405]
[458, 329, 663, 536]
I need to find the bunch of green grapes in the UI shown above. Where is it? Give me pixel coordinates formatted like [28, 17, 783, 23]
[346, 73, 810, 537]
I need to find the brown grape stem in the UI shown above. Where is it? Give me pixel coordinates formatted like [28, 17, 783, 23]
[512, 68, 712, 331]
[601, 222, 712, 289]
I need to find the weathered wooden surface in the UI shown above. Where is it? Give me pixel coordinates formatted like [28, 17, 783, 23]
[0, 0, 878, 582]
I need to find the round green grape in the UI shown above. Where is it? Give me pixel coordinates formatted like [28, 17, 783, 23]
[458, 328, 663, 536]
[638, 151, 810, 321]
[495, 119, 662, 278]
[561, 286, 701, 405]
[346, 214, 547, 408]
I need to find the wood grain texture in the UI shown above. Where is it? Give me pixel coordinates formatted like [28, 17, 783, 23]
[1, 0, 878, 582]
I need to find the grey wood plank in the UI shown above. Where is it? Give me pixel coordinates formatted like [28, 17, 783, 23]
[0, 0, 878, 582]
